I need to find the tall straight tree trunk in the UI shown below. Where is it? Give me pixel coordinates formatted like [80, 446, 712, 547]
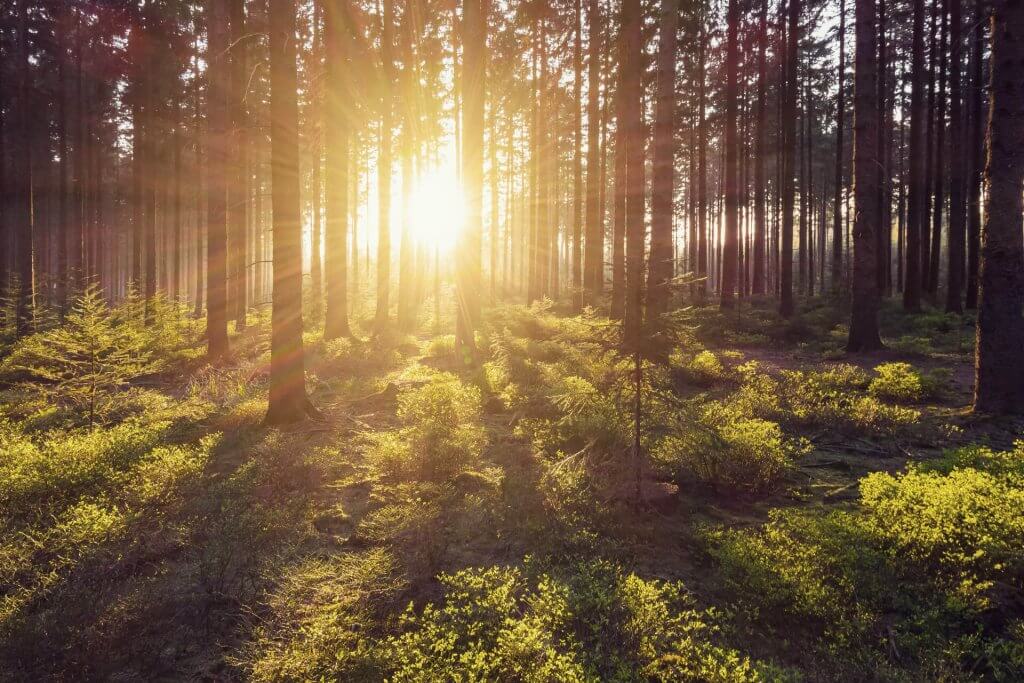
[847, 0, 883, 351]
[974, 0, 1024, 414]
[375, 0, 395, 328]
[780, 0, 799, 318]
[753, 0, 768, 295]
[583, 0, 603, 301]
[696, 16, 708, 301]
[265, 0, 312, 425]
[875, 0, 890, 296]
[229, 0, 249, 328]
[324, 0, 351, 339]
[647, 0, 679, 316]
[832, 0, 846, 293]
[610, 60, 627, 319]
[456, 0, 484, 358]
[206, 0, 230, 357]
[928, 1, 948, 296]
[621, 0, 644, 344]
[903, 0, 926, 311]
[921, 0, 938, 285]
[308, 0, 323, 322]
[56, 8, 70, 313]
[964, 0, 983, 309]
[720, 0, 740, 308]
[944, 0, 965, 313]
[571, 0, 584, 312]
[14, 0, 34, 335]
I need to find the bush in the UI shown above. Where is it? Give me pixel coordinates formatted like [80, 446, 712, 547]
[683, 350, 727, 386]
[652, 403, 808, 494]
[367, 373, 486, 482]
[381, 561, 791, 682]
[1, 287, 161, 425]
[868, 362, 945, 403]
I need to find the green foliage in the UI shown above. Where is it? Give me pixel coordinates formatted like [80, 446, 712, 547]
[706, 440, 1024, 678]
[681, 350, 728, 386]
[652, 403, 808, 494]
[727, 361, 920, 438]
[367, 372, 487, 482]
[868, 362, 946, 403]
[381, 561, 791, 682]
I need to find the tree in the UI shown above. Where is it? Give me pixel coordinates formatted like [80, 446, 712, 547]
[583, 0, 603, 303]
[846, 0, 883, 351]
[831, 0, 846, 294]
[205, 0, 230, 358]
[647, 0, 679, 318]
[375, 0, 395, 329]
[13, 0, 34, 336]
[720, 0, 739, 309]
[324, 0, 352, 340]
[779, 0, 799, 318]
[265, 0, 313, 425]
[753, 0, 768, 296]
[944, 0, 966, 313]
[456, 0, 485, 360]
[902, 0, 926, 311]
[620, 0, 644, 344]
[973, 0, 1024, 414]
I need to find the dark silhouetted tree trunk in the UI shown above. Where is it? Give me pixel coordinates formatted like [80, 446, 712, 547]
[973, 0, 1024, 414]
[621, 0, 644, 343]
[14, 0, 34, 335]
[375, 0, 394, 328]
[583, 0, 603, 301]
[780, 0, 799, 318]
[847, 0, 883, 351]
[720, 0, 739, 308]
[206, 0, 230, 357]
[753, 0, 768, 295]
[903, 0, 926, 311]
[944, 0, 965, 313]
[964, 0, 983, 309]
[265, 0, 312, 424]
[832, 0, 846, 294]
[324, 0, 352, 340]
[647, 0, 679, 317]
[456, 0, 484, 358]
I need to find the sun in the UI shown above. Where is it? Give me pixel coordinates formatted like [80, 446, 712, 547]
[407, 169, 465, 252]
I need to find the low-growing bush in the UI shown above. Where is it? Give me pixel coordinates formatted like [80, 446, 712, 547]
[868, 362, 946, 403]
[652, 404, 808, 494]
[381, 560, 792, 682]
[366, 373, 486, 482]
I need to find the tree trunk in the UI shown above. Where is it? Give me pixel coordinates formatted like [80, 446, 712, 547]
[720, 0, 740, 308]
[456, 0, 484, 359]
[973, 0, 1024, 414]
[265, 0, 312, 425]
[206, 0, 230, 357]
[780, 0, 799, 318]
[583, 0, 603, 301]
[375, 0, 394, 328]
[944, 0, 965, 313]
[646, 0, 679, 317]
[230, 0, 250, 329]
[847, 0, 883, 351]
[927, 1, 948, 296]
[903, 0, 926, 311]
[14, 0, 34, 335]
[832, 0, 846, 294]
[964, 0, 983, 309]
[621, 0, 644, 345]
[753, 0, 768, 295]
[324, 0, 352, 340]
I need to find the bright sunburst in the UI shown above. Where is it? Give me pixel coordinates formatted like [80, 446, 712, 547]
[407, 168, 465, 252]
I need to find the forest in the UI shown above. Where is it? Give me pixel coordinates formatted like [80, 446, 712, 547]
[0, 0, 1022, 679]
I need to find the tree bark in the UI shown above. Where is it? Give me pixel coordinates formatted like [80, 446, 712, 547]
[206, 0, 230, 357]
[903, 0, 926, 311]
[944, 0, 966, 313]
[647, 0, 679, 317]
[973, 0, 1024, 414]
[583, 0, 603, 301]
[720, 0, 740, 308]
[265, 0, 312, 425]
[780, 0, 799, 318]
[324, 0, 352, 340]
[621, 0, 644, 345]
[832, 0, 846, 294]
[847, 0, 883, 351]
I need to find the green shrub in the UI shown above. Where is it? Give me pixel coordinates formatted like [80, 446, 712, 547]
[425, 334, 456, 358]
[868, 362, 945, 403]
[381, 561, 791, 682]
[684, 350, 727, 386]
[653, 404, 808, 494]
[367, 373, 486, 482]
[1, 287, 162, 425]
[0, 420, 170, 525]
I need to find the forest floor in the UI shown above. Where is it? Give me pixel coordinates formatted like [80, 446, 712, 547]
[2, 294, 1022, 681]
